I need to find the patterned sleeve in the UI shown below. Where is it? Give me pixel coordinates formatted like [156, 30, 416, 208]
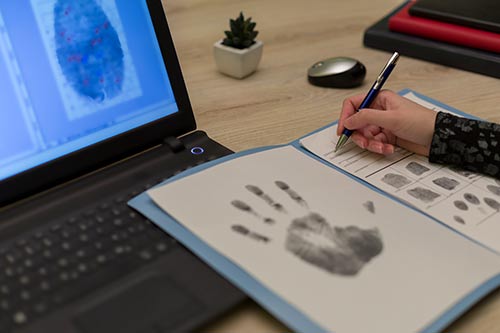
[429, 111, 500, 179]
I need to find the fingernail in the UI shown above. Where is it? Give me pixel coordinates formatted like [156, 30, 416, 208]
[372, 143, 383, 154]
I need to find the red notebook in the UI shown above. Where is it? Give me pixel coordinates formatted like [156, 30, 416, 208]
[388, 1, 500, 53]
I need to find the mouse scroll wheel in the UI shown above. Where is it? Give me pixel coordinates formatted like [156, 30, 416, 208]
[313, 62, 324, 68]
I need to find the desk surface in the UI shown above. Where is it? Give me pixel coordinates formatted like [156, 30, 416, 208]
[161, 0, 500, 331]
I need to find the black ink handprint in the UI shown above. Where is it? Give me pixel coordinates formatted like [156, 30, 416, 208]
[231, 181, 383, 276]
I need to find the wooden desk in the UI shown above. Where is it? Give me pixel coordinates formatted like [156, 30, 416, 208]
[161, 0, 500, 331]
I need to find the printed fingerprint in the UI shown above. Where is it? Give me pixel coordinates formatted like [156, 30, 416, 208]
[407, 187, 440, 203]
[406, 161, 430, 176]
[54, 0, 124, 102]
[381, 173, 411, 189]
[464, 193, 480, 205]
[433, 177, 460, 191]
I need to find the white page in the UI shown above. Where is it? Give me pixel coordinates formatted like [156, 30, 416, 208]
[300, 92, 500, 253]
[149, 146, 500, 333]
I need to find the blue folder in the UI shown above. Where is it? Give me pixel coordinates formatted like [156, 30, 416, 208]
[129, 89, 500, 333]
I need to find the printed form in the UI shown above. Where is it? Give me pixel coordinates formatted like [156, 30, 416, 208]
[300, 92, 500, 253]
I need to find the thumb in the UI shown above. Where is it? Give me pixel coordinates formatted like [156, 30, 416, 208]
[344, 108, 397, 130]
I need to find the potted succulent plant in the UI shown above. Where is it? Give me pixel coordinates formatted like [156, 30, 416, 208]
[213, 12, 263, 79]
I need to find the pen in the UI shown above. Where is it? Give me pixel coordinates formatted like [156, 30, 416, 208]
[334, 51, 400, 152]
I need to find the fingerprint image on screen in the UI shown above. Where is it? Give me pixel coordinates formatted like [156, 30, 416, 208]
[54, 0, 124, 102]
[31, 0, 142, 120]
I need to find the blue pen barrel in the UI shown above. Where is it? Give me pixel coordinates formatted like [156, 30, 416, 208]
[343, 87, 380, 136]
[358, 84, 383, 110]
[343, 128, 353, 136]
[344, 63, 396, 132]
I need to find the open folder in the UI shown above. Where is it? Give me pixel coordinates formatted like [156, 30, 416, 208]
[129, 90, 500, 333]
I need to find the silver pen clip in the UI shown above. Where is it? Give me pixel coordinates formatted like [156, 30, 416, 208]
[373, 52, 400, 89]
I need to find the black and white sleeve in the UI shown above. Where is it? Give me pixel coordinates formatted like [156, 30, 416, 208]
[429, 112, 500, 179]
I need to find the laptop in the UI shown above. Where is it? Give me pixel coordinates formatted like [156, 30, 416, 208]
[0, 1, 246, 332]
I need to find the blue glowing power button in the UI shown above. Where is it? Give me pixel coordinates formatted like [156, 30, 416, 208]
[190, 147, 205, 155]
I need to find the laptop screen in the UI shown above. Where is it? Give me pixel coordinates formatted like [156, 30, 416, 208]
[0, 0, 178, 181]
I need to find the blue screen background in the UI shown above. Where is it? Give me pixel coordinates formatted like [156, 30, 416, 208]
[0, 54, 36, 161]
[0, 0, 178, 180]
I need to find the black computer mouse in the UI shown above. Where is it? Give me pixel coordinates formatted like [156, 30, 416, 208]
[307, 57, 366, 88]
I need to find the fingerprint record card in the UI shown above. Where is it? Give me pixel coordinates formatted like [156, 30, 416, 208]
[148, 145, 500, 333]
[300, 91, 500, 253]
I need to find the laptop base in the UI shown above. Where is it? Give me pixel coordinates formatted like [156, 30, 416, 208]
[0, 131, 245, 333]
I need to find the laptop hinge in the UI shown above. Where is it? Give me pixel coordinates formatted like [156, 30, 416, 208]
[163, 136, 186, 153]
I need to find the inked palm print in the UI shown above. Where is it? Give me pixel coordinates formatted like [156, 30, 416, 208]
[231, 181, 383, 276]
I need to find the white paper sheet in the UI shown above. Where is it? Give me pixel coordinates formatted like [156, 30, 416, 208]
[300, 92, 500, 253]
[149, 145, 500, 333]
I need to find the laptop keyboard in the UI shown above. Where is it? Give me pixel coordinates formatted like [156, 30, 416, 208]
[0, 173, 193, 332]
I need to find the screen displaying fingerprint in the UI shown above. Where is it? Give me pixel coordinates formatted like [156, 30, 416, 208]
[31, 0, 142, 120]
[54, 1, 124, 101]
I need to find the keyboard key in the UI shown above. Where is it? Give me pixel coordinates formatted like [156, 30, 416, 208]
[13, 311, 28, 325]
[33, 302, 48, 314]
[1, 299, 10, 311]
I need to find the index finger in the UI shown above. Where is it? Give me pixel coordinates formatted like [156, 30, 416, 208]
[337, 94, 366, 136]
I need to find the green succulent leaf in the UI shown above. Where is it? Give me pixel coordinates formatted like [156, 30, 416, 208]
[222, 12, 259, 49]
[230, 19, 237, 32]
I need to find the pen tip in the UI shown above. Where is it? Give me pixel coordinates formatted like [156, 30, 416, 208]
[335, 135, 348, 153]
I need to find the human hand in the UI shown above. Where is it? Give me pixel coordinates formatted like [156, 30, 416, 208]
[337, 90, 437, 156]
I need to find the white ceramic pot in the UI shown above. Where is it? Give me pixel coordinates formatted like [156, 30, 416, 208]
[213, 39, 263, 79]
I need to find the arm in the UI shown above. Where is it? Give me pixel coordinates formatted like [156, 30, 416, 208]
[430, 112, 500, 178]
